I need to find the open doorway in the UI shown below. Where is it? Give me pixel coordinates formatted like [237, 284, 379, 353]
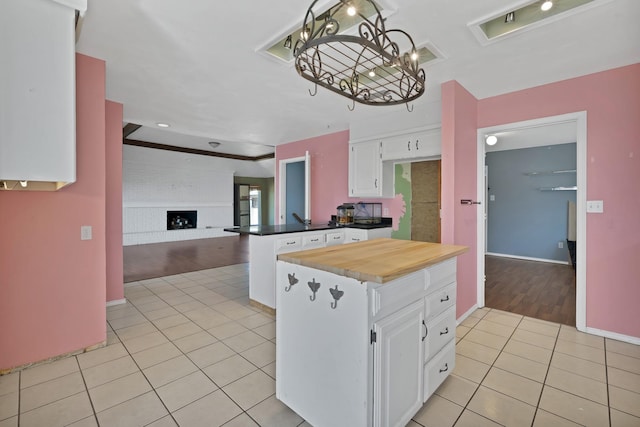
[484, 142, 577, 325]
[476, 112, 587, 330]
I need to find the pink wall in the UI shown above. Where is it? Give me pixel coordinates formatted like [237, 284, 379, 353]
[274, 130, 406, 226]
[0, 54, 107, 370]
[106, 101, 124, 303]
[441, 81, 479, 318]
[477, 64, 640, 338]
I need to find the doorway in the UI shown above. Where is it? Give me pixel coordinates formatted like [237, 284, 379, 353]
[278, 151, 311, 224]
[476, 112, 587, 330]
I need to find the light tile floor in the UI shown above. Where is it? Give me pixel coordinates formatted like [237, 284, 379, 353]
[1, 264, 639, 426]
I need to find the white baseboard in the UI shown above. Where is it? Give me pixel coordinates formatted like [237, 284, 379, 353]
[486, 252, 570, 265]
[106, 298, 127, 307]
[585, 326, 640, 345]
[457, 304, 479, 325]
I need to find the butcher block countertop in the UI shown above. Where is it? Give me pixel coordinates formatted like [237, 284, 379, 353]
[277, 238, 468, 283]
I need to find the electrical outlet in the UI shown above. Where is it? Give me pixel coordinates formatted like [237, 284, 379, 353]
[81, 225, 92, 241]
[558, 241, 564, 249]
[586, 200, 604, 213]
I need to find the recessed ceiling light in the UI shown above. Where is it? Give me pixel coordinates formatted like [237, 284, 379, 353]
[347, 5, 356, 16]
[486, 135, 498, 146]
[156, 122, 170, 128]
[208, 141, 221, 149]
[541, 1, 553, 11]
[368, 69, 376, 77]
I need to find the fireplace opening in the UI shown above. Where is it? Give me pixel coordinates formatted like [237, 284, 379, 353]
[167, 210, 197, 230]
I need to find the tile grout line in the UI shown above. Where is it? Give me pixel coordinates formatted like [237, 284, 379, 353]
[73, 356, 101, 427]
[528, 317, 561, 427]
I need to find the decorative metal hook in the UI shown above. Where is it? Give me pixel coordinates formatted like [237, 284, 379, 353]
[348, 99, 356, 111]
[308, 84, 318, 96]
[406, 102, 414, 112]
[329, 285, 344, 309]
[308, 278, 321, 301]
[285, 273, 299, 292]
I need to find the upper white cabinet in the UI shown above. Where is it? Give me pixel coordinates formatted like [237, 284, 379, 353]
[349, 140, 382, 197]
[381, 128, 441, 161]
[0, 0, 86, 191]
[349, 126, 441, 198]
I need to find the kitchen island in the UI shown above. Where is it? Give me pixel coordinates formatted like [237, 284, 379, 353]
[275, 238, 467, 427]
[225, 221, 392, 312]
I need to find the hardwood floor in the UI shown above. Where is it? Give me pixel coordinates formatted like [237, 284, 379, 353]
[123, 235, 248, 283]
[485, 255, 576, 326]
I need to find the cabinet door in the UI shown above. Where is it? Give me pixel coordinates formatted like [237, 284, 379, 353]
[349, 141, 382, 197]
[373, 300, 424, 427]
[381, 134, 412, 160]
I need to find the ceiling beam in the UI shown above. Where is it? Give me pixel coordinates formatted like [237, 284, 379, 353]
[122, 123, 142, 138]
[123, 139, 274, 162]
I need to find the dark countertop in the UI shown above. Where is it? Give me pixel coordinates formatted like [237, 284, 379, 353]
[224, 218, 392, 236]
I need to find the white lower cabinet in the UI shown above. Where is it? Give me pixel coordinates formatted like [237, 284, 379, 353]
[250, 228, 391, 309]
[276, 258, 457, 427]
[373, 300, 424, 427]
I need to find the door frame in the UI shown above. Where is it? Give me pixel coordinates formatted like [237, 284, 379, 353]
[476, 111, 587, 331]
[278, 151, 311, 224]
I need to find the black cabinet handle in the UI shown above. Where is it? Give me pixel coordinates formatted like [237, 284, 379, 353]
[440, 295, 450, 302]
[439, 363, 449, 373]
[422, 320, 428, 341]
[440, 327, 449, 336]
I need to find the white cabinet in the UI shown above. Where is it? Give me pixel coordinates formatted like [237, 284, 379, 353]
[276, 257, 458, 427]
[373, 300, 425, 427]
[349, 140, 382, 197]
[381, 128, 441, 161]
[249, 227, 391, 308]
[0, 0, 86, 191]
[349, 127, 441, 198]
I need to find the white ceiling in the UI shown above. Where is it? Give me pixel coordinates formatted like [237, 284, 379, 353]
[75, 0, 640, 156]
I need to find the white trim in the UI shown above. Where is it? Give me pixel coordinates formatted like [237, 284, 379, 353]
[278, 155, 305, 225]
[106, 298, 127, 307]
[585, 327, 640, 346]
[486, 252, 570, 266]
[456, 304, 480, 324]
[476, 111, 587, 332]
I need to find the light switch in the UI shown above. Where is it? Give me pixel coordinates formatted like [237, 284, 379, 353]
[81, 225, 92, 240]
[586, 200, 604, 213]
[489, 194, 495, 201]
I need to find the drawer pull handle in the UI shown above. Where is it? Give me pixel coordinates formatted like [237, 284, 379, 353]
[329, 285, 344, 309]
[440, 295, 450, 302]
[439, 363, 449, 373]
[308, 278, 321, 301]
[285, 273, 299, 292]
[440, 327, 449, 336]
[286, 241, 295, 245]
[422, 320, 428, 341]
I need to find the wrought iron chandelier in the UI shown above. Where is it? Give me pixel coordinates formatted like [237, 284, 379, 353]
[293, 0, 425, 110]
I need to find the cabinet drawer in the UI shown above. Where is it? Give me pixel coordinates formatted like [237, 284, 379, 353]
[325, 231, 345, 246]
[302, 233, 325, 249]
[426, 258, 456, 292]
[345, 229, 367, 243]
[423, 340, 455, 402]
[276, 236, 301, 253]
[424, 306, 456, 362]
[425, 282, 456, 319]
[371, 270, 427, 319]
